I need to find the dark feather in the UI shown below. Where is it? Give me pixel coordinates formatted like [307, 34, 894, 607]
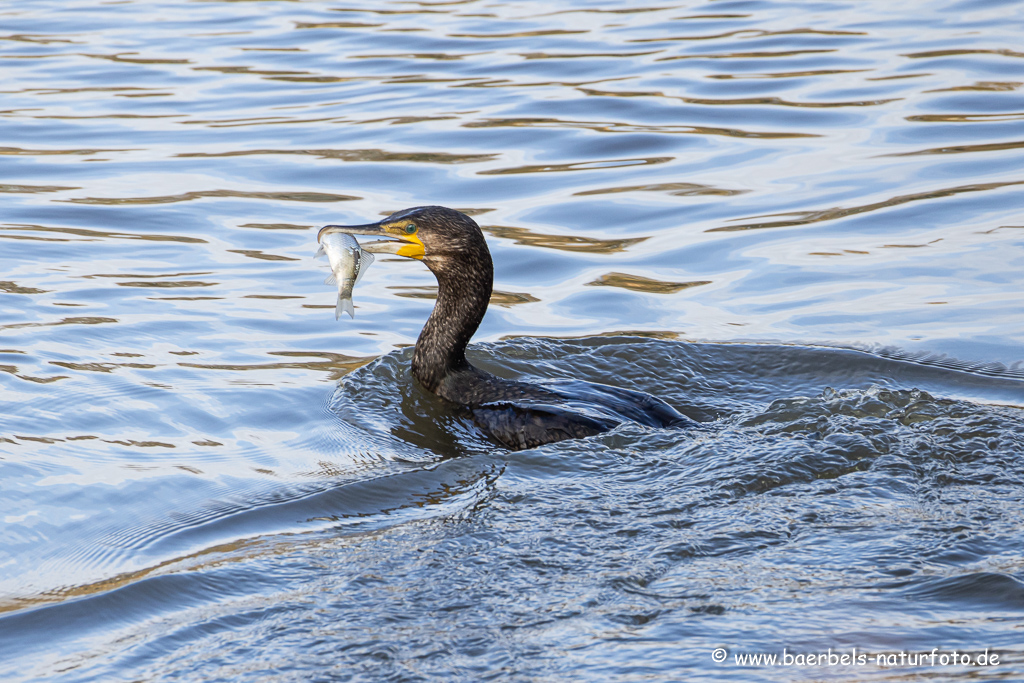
[371, 206, 693, 449]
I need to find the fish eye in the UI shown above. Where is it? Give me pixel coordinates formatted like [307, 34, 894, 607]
[404, 223, 416, 234]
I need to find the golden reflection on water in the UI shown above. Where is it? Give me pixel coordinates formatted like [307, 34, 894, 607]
[479, 156, 672, 175]
[178, 148, 499, 164]
[0, 281, 49, 294]
[388, 285, 540, 307]
[64, 189, 359, 205]
[82, 52, 191, 65]
[227, 249, 300, 262]
[707, 68, 870, 79]
[573, 182, 745, 197]
[115, 280, 218, 288]
[0, 146, 133, 155]
[50, 361, 158, 373]
[892, 139, 1024, 156]
[579, 86, 896, 108]
[903, 48, 1024, 59]
[239, 223, 311, 231]
[500, 329, 682, 342]
[656, 48, 838, 61]
[906, 113, 1024, 122]
[1, 316, 118, 330]
[711, 180, 1024, 232]
[83, 271, 213, 279]
[180, 351, 375, 382]
[464, 116, 817, 138]
[586, 272, 712, 294]
[927, 81, 1021, 92]
[484, 224, 647, 253]
[244, 295, 303, 300]
[2, 223, 206, 243]
[0, 184, 78, 193]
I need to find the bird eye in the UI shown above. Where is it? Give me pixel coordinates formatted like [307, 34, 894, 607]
[404, 223, 416, 234]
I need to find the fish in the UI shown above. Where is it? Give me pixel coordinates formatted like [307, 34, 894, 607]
[315, 232, 375, 319]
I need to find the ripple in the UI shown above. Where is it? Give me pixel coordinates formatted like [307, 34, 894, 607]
[0, 183, 78, 194]
[656, 48, 838, 61]
[904, 48, 1024, 59]
[0, 146, 134, 156]
[80, 52, 191, 65]
[900, 572, 1024, 609]
[1, 223, 205, 243]
[226, 249, 299, 262]
[464, 116, 817, 138]
[906, 112, 1024, 122]
[115, 280, 217, 289]
[890, 139, 1024, 156]
[709, 180, 1024, 232]
[707, 68, 870, 79]
[927, 80, 1021, 92]
[586, 272, 712, 294]
[573, 181, 746, 197]
[1, 316, 118, 330]
[579, 86, 899, 108]
[63, 189, 360, 205]
[177, 148, 498, 164]
[179, 351, 374, 382]
[0, 281, 49, 294]
[388, 285, 539, 307]
[484, 224, 648, 253]
[478, 156, 672, 175]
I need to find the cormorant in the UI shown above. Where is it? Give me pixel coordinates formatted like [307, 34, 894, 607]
[319, 206, 690, 450]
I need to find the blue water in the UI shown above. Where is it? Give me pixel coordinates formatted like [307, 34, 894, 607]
[1, 0, 1022, 680]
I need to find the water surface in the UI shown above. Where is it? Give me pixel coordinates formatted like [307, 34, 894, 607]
[1, 0, 1022, 680]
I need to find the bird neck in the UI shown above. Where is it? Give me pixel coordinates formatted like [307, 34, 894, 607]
[411, 250, 493, 395]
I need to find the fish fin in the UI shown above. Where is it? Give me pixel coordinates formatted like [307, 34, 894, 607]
[324, 273, 337, 286]
[354, 251, 375, 284]
[336, 297, 355, 320]
[314, 244, 326, 260]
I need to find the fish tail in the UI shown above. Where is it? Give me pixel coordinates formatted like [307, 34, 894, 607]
[336, 295, 355, 320]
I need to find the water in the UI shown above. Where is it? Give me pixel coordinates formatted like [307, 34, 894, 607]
[1, 0, 1023, 679]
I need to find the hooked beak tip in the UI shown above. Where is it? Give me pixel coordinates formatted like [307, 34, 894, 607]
[317, 222, 386, 242]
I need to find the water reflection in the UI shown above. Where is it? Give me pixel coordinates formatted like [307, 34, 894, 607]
[178, 149, 499, 163]
[464, 116, 815, 137]
[1, 0, 1023, 679]
[710, 180, 1024, 232]
[478, 155, 673, 174]
[573, 181, 745, 197]
[586, 272, 712, 294]
[64, 189, 359, 205]
[1, 224, 207, 243]
[0, 184, 78, 193]
[893, 138, 1024, 155]
[483, 224, 647, 253]
[180, 351, 373, 382]
[388, 285, 539, 307]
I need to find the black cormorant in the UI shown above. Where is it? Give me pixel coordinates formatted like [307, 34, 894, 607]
[319, 206, 690, 449]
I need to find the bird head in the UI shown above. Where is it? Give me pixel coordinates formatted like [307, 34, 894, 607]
[318, 205, 488, 272]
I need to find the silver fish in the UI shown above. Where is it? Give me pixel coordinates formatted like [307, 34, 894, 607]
[315, 232, 374, 319]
